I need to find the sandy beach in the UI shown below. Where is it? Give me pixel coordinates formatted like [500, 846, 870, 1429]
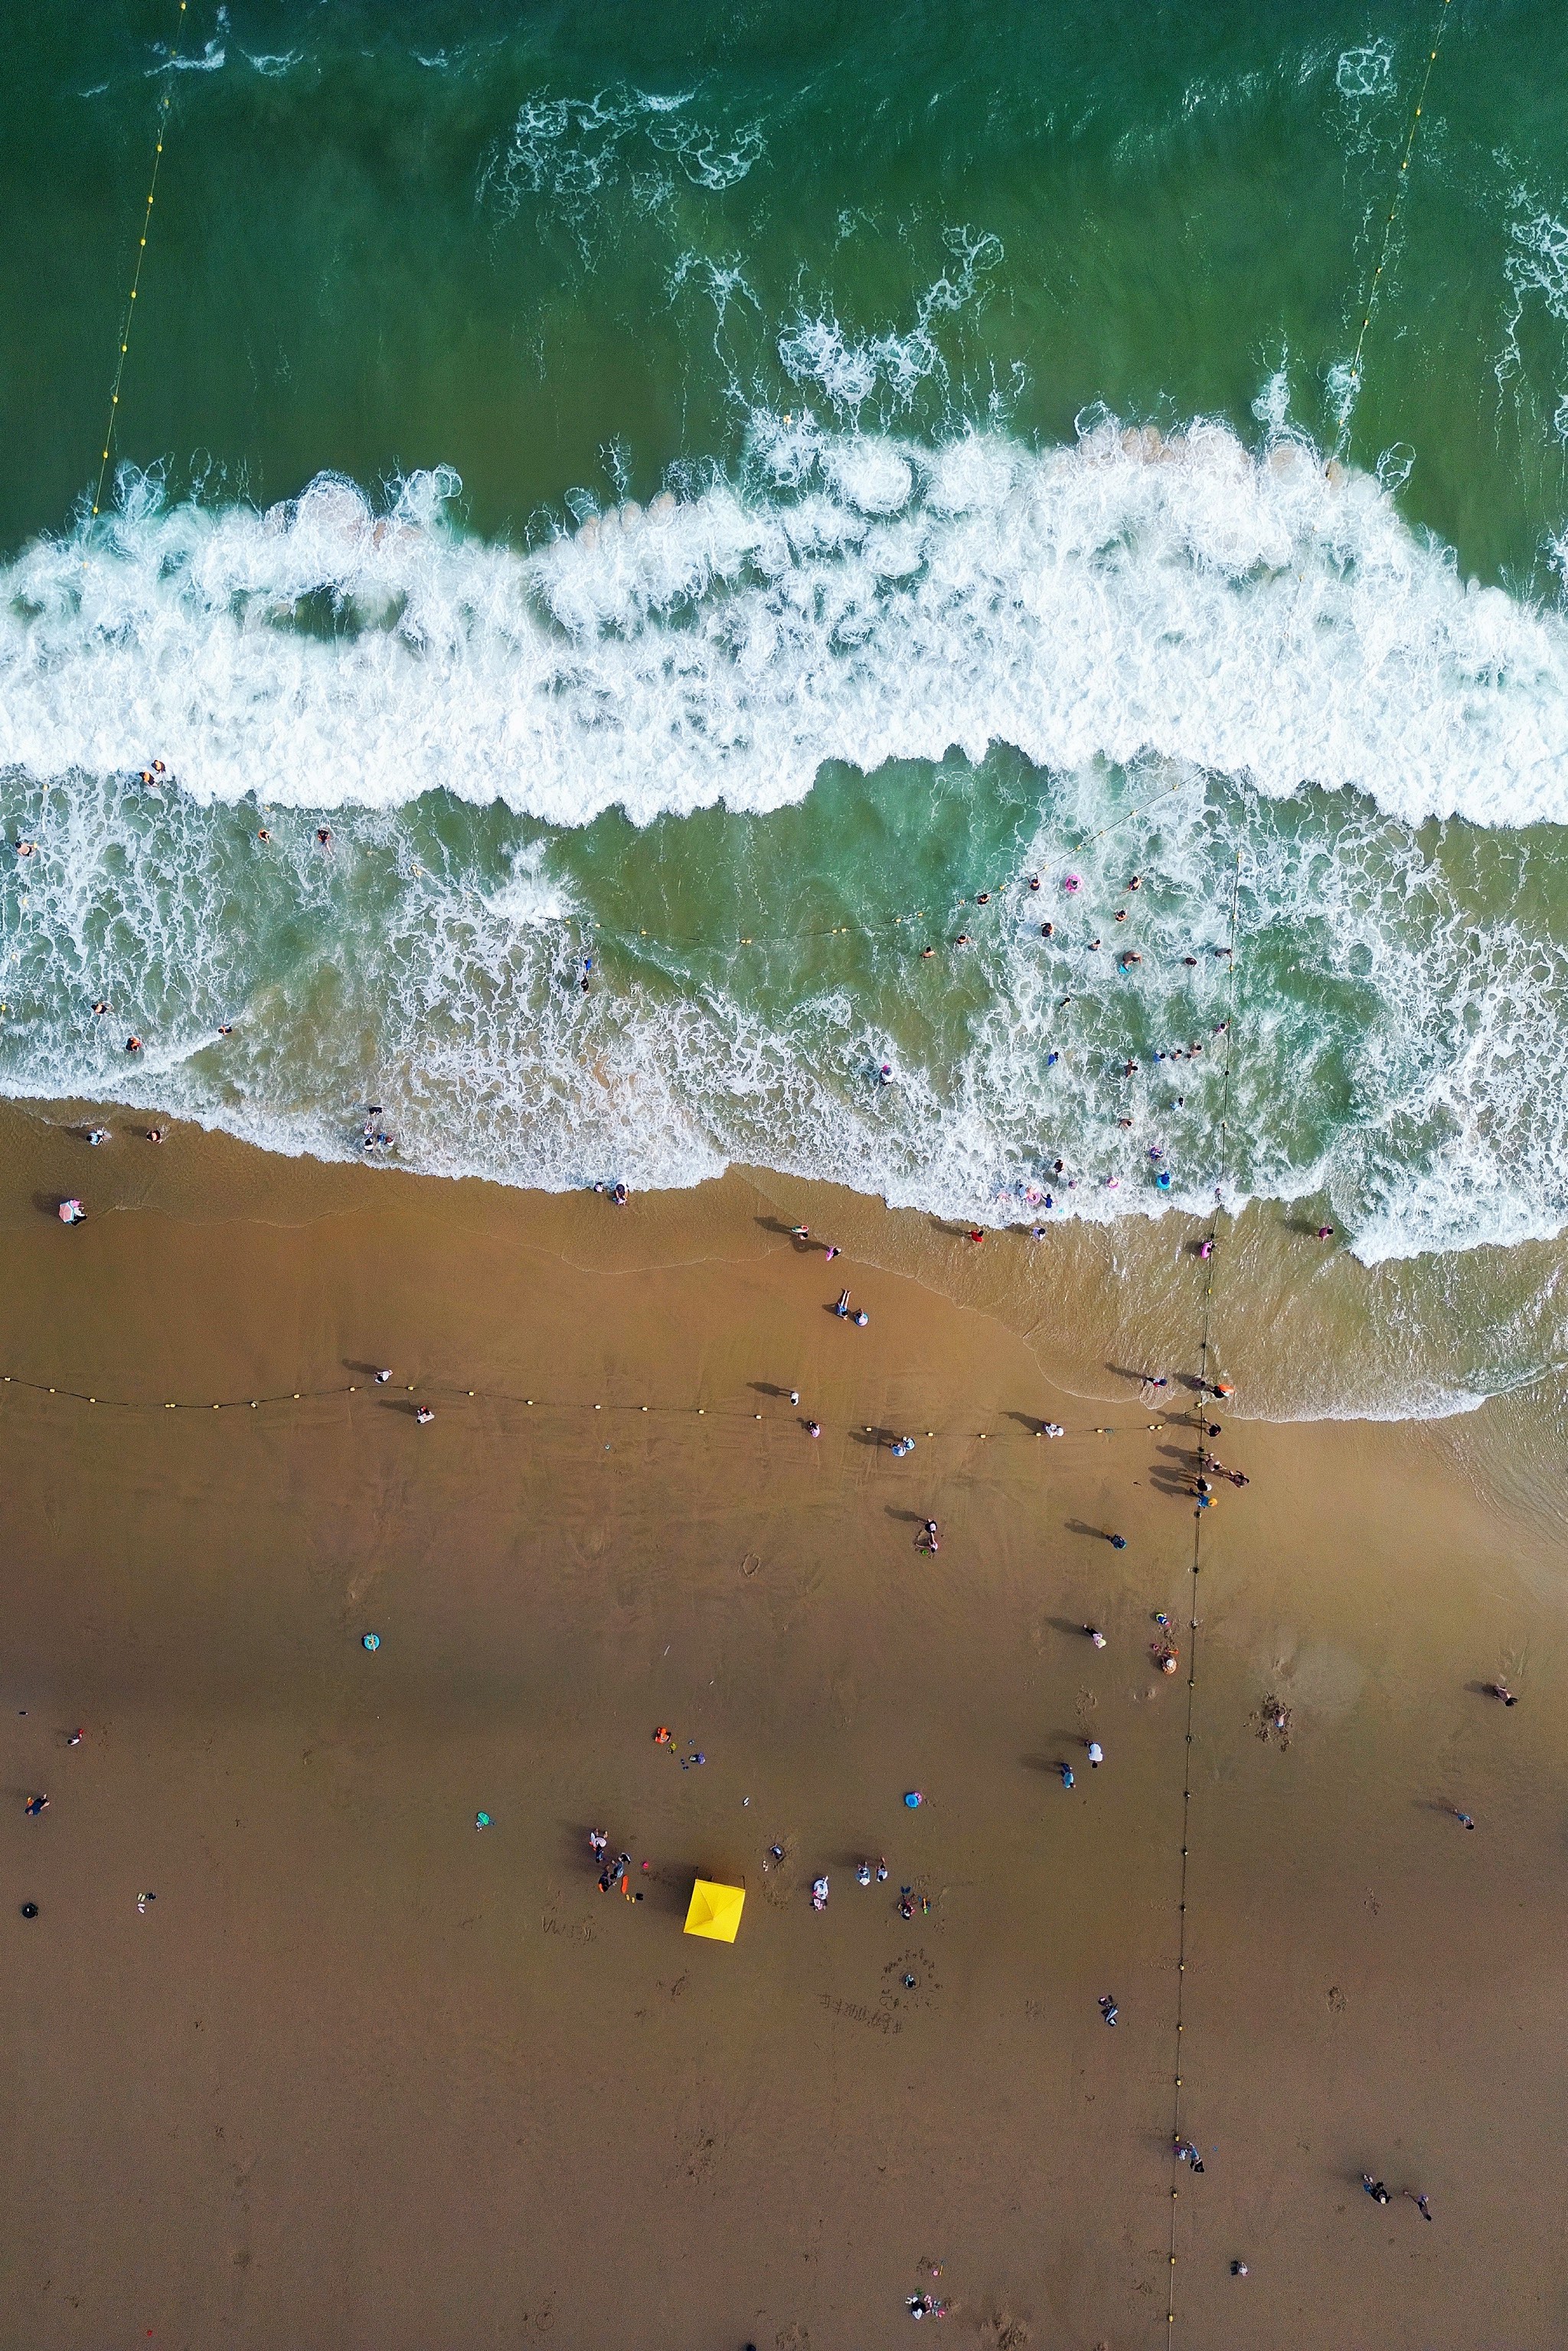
[2, 1097, 1566, 2349]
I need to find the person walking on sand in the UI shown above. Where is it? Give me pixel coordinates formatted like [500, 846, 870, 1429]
[1086, 1740, 1103, 1767]
[918, 1520, 939, 1553]
[1086, 1625, 1107, 1648]
[1488, 1680, 1517, 1706]
[1452, 1807, 1475, 1829]
[1107, 1531, 1127, 1550]
[589, 1830, 607, 1863]
[1403, 2190, 1433, 2221]
[835, 1290, 851, 1318]
[415, 1406, 435, 1426]
[1362, 2175, 1390, 2205]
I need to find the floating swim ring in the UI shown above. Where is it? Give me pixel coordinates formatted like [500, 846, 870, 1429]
[1063, 873, 1081, 894]
[361, 1633, 381, 1651]
[903, 1790, 923, 1809]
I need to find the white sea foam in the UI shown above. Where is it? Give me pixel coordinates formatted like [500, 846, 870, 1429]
[478, 83, 764, 222]
[6, 417, 1568, 831]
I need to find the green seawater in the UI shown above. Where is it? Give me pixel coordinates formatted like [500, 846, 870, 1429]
[3, 0, 1568, 1421]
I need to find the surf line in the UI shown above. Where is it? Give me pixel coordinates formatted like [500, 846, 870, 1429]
[1165, 847, 1242, 2334]
[89, 0, 191, 527]
[1335, 0, 1455, 457]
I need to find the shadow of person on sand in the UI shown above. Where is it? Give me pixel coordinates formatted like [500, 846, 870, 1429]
[753, 1217, 817, 1251]
[1046, 1615, 1105, 1642]
[884, 1507, 929, 1527]
[1150, 1462, 1201, 1498]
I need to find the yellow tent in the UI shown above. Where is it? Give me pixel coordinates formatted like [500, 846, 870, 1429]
[684, 1879, 746, 1942]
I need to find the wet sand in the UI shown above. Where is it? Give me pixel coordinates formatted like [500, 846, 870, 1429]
[2, 1099, 1566, 2349]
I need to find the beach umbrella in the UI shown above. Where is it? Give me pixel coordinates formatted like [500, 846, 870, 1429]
[683, 1879, 746, 1942]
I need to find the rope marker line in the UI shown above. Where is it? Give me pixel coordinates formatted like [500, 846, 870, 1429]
[90, 0, 189, 524]
[0, 1368, 1174, 1439]
[1165, 848, 1242, 2334]
[1336, 0, 1454, 455]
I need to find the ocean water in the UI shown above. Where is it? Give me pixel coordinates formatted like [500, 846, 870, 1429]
[5, 0, 1568, 1418]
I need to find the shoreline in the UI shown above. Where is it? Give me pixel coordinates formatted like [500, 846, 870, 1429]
[6, 1089, 1567, 1442]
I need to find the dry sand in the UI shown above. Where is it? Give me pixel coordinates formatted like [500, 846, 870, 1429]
[2, 1099, 1565, 2349]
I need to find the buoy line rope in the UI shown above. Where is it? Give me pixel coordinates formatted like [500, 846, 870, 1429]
[89, 0, 190, 527]
[0, 1370, 1172, 1440]
[1336, 0, 1454, 456]
[1165, 849, 1243, 2333]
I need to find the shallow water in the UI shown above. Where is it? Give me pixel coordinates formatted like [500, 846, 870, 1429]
[5, 0, 1568, 1418]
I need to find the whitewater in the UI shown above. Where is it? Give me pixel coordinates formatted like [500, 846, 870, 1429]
[4, 413, 1568, 831]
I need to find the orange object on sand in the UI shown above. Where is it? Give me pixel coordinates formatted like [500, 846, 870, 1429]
[653, 1726, 671, 1745]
